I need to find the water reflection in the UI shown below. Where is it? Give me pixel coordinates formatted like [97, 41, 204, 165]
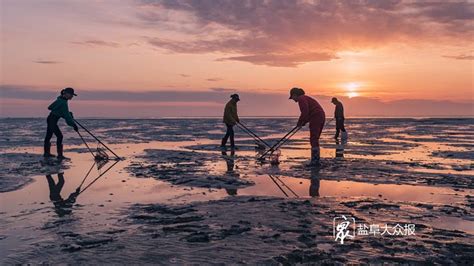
[222, 150, 239, 196]
[78, 160, 119, 195]
[309, 168, 321, 197]
[335, 139, 345, 158]
[225, 188, 238, 196]
[45, 159, 119, 216]
[45, 173, 80, 216]
[268, 174, 299, 198]
[221, 149, 236, 175]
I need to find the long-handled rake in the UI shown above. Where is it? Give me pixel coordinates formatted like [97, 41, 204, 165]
[258, 126, 301, 161]
[76, 130, 96, 159]
[76, 130, 110, 161]
[74, 119, 121, 161]
[236, 122, 271, 149]
[271, 127, 301, 151]
[324, 118, 334, 127]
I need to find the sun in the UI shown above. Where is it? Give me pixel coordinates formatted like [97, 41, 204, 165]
[343, 82, 360, 98]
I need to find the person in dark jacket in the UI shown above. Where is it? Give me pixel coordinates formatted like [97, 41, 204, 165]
[331, 97, 347, 140]
[289, 87, 326, 166]
[44, 87, 79, 160]
[221, 94, 240, 149]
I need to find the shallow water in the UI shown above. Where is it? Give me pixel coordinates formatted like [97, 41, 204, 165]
[0, 118, 473, 263]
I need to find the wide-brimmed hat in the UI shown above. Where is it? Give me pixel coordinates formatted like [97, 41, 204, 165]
[63, 87, 77, 96]
[289, 87, 305, 99]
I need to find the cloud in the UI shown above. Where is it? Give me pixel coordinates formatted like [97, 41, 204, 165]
[209, 87, 234, 92]
[71, 39, 120, 47]
[409, 2, 474, 22]
[218, 52, 337, 67]
[33, 60, 62, 64]
[1, 85, 472, 118]
[179, 74, 191, 77]
[442, 54, 474, 60]
[0, 85, 238, 102]
[138, 0, 474, 67]
[206, 78, 223, 82]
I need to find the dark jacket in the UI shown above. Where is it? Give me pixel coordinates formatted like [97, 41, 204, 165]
[48, 96, 76, 127]
[334, 101, 344, 119]
[223, 100, 239, 125]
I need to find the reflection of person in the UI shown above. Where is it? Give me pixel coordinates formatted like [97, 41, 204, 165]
[309, 168, 321, 197]
[222, 149, 236, 173]
[331, 97, 347, 141]
[335, 139, 345, 158]
[289, 87, 326, 167]
[225, 188, 238, 196]
[46, 173, 80, 216]
[221, 150, 238, 196]
[43, 87, 79, 160]
[221, 94, 240, 149]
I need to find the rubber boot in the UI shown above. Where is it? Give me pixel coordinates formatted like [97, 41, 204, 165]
[230, 135, 236, 150]
[57, 144, 70, 160]
[43, 142, 55, 158]
[306, 147, 321, 167]
[220, 138, 227, 148]
[335, 140, 345, 158]
[341, 131, 348, 141]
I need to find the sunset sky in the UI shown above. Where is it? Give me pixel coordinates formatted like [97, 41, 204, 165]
[1, 0, 473, 117]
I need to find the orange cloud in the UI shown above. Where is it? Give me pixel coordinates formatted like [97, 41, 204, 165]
[71, 39, 120, 48]
[139, 0, 473, 66]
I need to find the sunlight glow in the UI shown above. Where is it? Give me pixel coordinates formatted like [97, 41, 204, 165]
[347, 91, 359, 98]
[344, 82, 360, 98]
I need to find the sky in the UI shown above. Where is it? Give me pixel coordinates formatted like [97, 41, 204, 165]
[1, 0, 473, 117]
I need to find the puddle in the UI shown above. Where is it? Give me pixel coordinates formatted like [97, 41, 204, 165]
[1, 118, 473, 263]
[431, 216, 474, 234]
[1, 142, 472, 236]
[239, 175, 469, 203]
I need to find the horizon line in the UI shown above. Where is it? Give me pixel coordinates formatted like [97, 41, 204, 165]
[1, 115, 473, 120]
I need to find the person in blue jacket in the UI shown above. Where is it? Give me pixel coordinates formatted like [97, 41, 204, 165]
[43, 87, 79, 160]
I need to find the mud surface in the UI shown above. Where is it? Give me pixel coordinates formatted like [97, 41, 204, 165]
[1, 118, 473, 263]
[0, 152, 70, 192]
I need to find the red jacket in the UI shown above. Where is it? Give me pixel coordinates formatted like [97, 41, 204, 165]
[297, 95, 325, 126]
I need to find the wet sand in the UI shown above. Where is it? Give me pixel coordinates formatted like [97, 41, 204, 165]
[0, 118, 473, 263]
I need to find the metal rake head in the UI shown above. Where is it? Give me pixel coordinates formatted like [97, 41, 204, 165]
[94, 147, 109, 161]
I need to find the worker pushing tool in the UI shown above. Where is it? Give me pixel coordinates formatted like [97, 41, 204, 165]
[289, 87, 326, 167]
[43, 87, 79, 160]
[331, 97, 348, 141]
[221, 94, 240, 149]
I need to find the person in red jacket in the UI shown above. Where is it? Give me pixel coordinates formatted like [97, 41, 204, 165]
[289, 87, 326, 166]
